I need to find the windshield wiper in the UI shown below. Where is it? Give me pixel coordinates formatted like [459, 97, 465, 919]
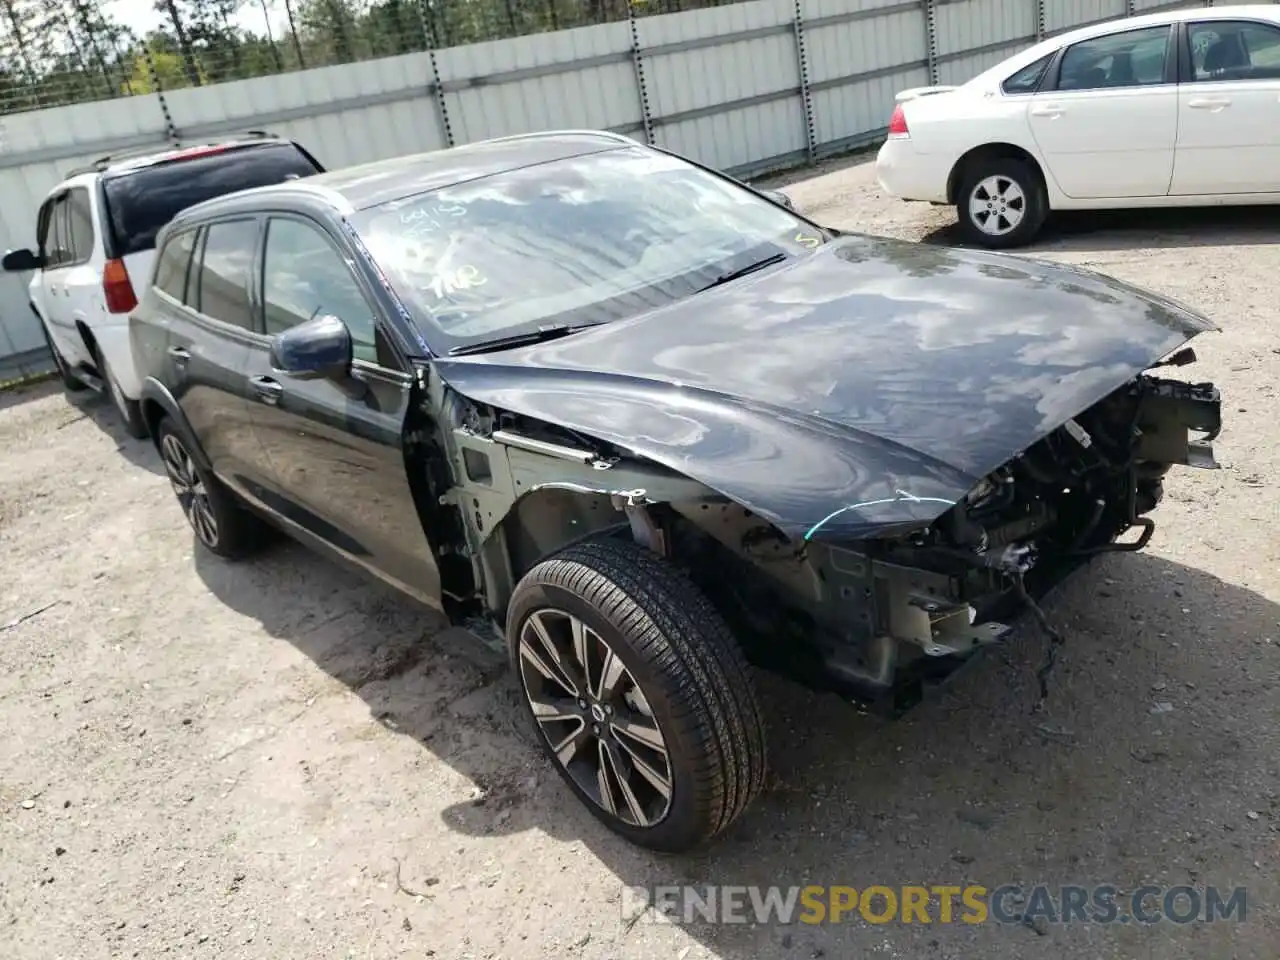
[449, 323, 598, 357]
[694, 252, 788, 294]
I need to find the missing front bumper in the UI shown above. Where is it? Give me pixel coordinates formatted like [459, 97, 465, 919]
[1133, 378, 1221, 470]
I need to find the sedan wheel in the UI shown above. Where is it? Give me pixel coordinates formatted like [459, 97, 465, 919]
[967, 175, 1026, 238]
[162, 432, 220, 549]
[518, 608, 674, 828]
[507, 538, 767, 852]
[955, 156, 1048, 249]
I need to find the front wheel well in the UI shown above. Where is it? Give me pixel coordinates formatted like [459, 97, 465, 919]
[947, 143, 1046, 205]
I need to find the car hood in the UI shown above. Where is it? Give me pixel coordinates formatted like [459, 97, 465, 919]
[432, 235, 1216, 541]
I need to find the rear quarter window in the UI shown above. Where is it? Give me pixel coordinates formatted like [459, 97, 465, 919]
[153, 228, 198, 302]
[1002, 54, 1052, 94]
[103, 143, 321, 257]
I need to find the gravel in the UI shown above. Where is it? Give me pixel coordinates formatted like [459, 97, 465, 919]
[2, 154, 1277, 959]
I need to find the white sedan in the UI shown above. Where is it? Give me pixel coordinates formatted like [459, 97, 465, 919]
[875, 4, 1280, 247]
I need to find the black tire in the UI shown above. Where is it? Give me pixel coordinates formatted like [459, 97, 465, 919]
[39, 319, 87, 392]
[954, 156, 1048, 249]
[155, 415, 267, 560]
[506, 537, 767, 853]
[95, 346, 147, 439]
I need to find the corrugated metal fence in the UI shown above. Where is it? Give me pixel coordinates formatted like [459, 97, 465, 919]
[0, 0, 1195, 382]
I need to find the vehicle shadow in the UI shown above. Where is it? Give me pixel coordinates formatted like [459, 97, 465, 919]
[920, 205, 1280, 253]
[0, 376, 159, 474]
[0, 375, 60, 414]
[65, 386, 162, 475]
[192, 542, 1277, 957]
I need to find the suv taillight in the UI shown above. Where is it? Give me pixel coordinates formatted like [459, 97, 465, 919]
[888, 104, 910, 139]
[103, 258, 137, 314]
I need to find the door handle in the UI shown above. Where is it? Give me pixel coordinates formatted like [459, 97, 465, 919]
[1030, 105, 1063, 118]
[1187, 96, 1231, 110]
[250, 375, 284, 406]
[167, 346, 190, 367]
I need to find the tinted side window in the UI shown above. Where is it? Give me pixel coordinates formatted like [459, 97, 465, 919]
[153, 229, 197, 302]
[35, 199, 54, 263]
[193, 219, 258, 328]
[1189, 20, 1280, 81]
[45, 197, 71, 268]
[102, 143, 322, 257]
[1002, 54, 1052, 95]
[1058, 26, 1171, 91]
[262, 217, 390, 366]
[66, 188, 96, 264]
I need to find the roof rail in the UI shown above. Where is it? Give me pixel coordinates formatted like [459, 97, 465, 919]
[475, 129, 637, 149]
[61, 129, 281, 180]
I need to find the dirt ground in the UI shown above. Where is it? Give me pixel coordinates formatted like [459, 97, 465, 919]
[2, 155, 1278, 960]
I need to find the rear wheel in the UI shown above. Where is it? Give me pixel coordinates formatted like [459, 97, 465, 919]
[955, 156, 1048, 249]
[39, 319, 86, 392]
[155, 416, 267, 560]
[95, 346, 147, 439]
[506, 538, 767, 852]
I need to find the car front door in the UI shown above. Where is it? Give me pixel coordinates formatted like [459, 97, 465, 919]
[164, 217, 279, 507]
[244, 213, 443, 609]
[1027, 24, 1178, 199]
[1169, 18, 1280, 196]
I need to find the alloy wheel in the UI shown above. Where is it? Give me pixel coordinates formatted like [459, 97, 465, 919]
[160, 433, 219, 549]
[968, 174, 1026, 236]
[517, 608, 673, 828]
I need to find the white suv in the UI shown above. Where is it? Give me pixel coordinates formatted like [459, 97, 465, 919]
[2, 133, 324, 436]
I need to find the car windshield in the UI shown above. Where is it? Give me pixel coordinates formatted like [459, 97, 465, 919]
[348, 146, 826, 353]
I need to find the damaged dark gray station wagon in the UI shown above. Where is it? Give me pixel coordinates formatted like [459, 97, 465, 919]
[129, 131, 1223, 852]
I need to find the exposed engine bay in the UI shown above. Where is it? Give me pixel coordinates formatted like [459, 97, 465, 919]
[420, 360, 1221, 716]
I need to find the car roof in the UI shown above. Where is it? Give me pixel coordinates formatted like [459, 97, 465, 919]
[969, 3, 1280, 84]
[308, 129, 639, 210]
[167, 129, 641, 228]
[60, 133, 302, 182]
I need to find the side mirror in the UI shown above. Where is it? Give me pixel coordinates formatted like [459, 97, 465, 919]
[759, 189, 796, 211]
[270, 314, 352, 380]
[2, 248, 41, 272]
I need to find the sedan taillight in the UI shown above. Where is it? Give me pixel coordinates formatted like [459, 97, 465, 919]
[888, 104, 910, 139]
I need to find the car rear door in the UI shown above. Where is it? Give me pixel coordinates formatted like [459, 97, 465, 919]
[244, 213, 443, 609]
[60, 186, 110, 356]
[1026, 24, 1178, 199]
[34, 192, 94, 369]
[1169, 18, 1280, 196]
[165, 216, 279, 507]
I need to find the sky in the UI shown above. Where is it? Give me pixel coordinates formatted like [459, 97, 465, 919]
[102, 0, 276, 39]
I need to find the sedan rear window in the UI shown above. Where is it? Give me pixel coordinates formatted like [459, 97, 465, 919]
[103, 143, 321, 257]
[350, 147, 825, 353]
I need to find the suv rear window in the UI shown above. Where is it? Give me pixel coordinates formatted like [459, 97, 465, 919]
[102, 143, 321, 257]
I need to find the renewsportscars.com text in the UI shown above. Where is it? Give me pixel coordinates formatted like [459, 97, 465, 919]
[621, 884, 1247, 926]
